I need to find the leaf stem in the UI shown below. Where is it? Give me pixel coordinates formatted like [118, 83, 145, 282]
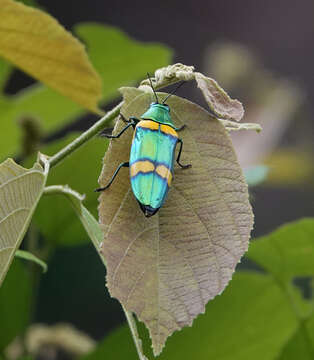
[123, 306, 149, 360]
[48, 102, 122, 168]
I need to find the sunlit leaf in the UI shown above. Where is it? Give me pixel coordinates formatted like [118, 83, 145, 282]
[15, 249, 47, 273]
[0, 23, 172, 160]
[247, 218, 314, 282]
[0, 259, 32, 350]
[98, 87, 253, 355]
[0, 154, 49, 286]
[0, 0, 102, 113]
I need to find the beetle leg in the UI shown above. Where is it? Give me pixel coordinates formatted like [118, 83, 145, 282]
[175, 124, 186, 132]
[119, 113, 130, 123]
[95, 162, 129, 192]
[103, 122, 134, 138]
[176, 139, 192, 169]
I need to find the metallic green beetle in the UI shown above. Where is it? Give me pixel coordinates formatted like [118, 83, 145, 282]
[96, 80, 191, 217]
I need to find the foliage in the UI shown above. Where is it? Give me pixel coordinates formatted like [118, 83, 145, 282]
[0, 1, 312, 360]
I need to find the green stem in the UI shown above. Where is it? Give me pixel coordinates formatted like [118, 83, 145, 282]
[48, 102, 122, 168]
[123, 306, 148, 360]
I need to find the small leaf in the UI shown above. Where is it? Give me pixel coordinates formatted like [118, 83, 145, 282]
[246, 218, 314, 282]
[0, 154, 49, 286]
[98, 87, 253, 355]
[0, 0, 102, 113]
[195, 72, 244, 121]
[15, 249, 47, 273]
[142, 64, 245, 123]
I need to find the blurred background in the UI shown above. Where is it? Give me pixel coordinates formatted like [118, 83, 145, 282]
[2, 0, 314, 359]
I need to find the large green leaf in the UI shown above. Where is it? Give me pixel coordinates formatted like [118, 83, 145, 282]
[98, 87, 253, 355]
[247, 218, 314, 282]
[75, 23, 172, 102]
[0, 259, 32, 350]
[82, 272, 298, 360]
[0, 155, 49, 286]
[0, 0, 102, 113]
[32, 134, 107, 246]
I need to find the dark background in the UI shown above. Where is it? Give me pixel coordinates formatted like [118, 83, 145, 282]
[14, 0, 314, 343]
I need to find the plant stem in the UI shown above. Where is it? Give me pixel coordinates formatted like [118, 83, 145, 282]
[123, 306, 148, 360]
[48, 102, 122, 168]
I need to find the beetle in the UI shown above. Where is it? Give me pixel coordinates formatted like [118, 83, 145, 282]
[95, 77, 191, 217]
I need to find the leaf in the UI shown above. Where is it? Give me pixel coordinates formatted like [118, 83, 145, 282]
[0, 259, 32, 350]
[32, 134, 106, 246]
[98, 87, 253, 355]
[0, 23, 172, 160]
[195, 72, 244, 121]
[246, 218, 314, 282]
[0, 0, 102, 113]
[83, 272, 298, 360]
[75, 23, 172, 102]
[277, 316, 314, 360]
[43, 185, 103, 250]
[143, 64, 245, 123]
[15, 249, 47, 273]
[0, 154, 49, 286]
[0, 57, 11, 91]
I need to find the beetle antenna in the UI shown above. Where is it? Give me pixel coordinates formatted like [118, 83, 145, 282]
[162, 81, 185, 104]
[147, 72, 159, 103]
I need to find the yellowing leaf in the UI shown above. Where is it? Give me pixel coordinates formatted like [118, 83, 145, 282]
[98, 88, 253, 355]
[0, 0, 102, 113]
[0, 155, 49, 286]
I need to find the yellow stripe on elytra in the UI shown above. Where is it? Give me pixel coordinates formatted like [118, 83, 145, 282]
[160, 124, 178, 138]
[137, 120, 178, 138]
[137, 120, 159, 131]
[155, 164, 172, 186]
[130, 160, 155, 177]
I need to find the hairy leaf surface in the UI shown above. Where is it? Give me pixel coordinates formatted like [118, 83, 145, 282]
[0, 156, 48, 286]
[98, 88, 253, 354]
[0, 0, 102, 113]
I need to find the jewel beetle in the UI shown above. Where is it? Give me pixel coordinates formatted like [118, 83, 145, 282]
[96, 76, 191, 217]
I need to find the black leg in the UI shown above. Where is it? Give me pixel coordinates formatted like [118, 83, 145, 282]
[176, 139, 192, 169]
[120, 114, 141, 126]
[175, 124, 186, 132]
[119, 113, 130, 123]
[102, 122, 134, 139]
[95, 162, 129, 192]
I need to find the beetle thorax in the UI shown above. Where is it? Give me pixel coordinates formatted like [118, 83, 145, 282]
[140, 103, 175, 128]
